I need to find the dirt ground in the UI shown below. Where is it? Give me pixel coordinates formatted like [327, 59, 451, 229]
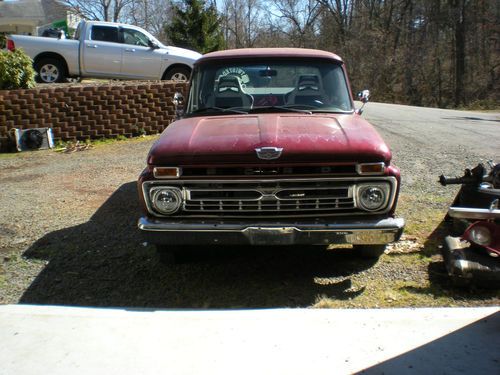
[1, 104, 499, 308]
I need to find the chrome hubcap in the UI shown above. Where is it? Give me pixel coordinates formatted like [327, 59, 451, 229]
[40, 64, 59, 83]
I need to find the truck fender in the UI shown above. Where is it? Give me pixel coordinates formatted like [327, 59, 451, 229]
[162, 64, 191, 81]
[33, 52, 70, 82]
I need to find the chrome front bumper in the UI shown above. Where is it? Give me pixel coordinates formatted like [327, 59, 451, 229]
[138, 217, 405, 246]
[448, 206, 500, 220]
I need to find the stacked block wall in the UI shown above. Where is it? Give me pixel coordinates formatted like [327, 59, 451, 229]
[0, 81, 189, 151]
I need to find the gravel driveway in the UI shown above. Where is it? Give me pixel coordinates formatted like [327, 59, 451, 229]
[0, 103, 499, 308]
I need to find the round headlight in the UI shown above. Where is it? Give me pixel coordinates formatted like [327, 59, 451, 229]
[151, 187, 182, 215]
[358, 185, 387, 211]
[469, 225, 492, 246]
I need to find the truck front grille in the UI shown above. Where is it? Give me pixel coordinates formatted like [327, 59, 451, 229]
[185, 186, 353, 213]
[143, 177, 397, 218]
[170, 179, 355, 217]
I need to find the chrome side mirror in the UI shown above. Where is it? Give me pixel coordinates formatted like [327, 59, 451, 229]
[356, 89, 370, 115]
[173, 92, 184, 119]
[357, 89, 370, 103]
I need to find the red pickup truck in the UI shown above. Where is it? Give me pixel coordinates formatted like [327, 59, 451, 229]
[138, 48, 404, 260]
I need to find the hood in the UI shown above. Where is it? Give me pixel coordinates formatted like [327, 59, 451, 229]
[148, 113, 392, 166]
[165, 46, 202, 61]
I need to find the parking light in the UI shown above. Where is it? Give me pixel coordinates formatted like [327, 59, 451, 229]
[357, 163, 385, 175]
[154, 167, 181, 179]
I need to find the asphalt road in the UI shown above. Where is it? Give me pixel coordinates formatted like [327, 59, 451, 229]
[362, 102, 500, 194]
[364, 102, 500, 155]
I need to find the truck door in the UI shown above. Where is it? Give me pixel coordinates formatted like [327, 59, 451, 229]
[119, 27, 162, 79]
[82, 25, 123, 76]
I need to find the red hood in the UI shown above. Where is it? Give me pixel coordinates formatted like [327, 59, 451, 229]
[148, 113, 391, 166]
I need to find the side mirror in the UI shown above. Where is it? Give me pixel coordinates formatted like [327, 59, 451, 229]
[173, 92, 184, 119]
[357, 89, 370, 103]
[148, 40, 160, 49]
[356, 89, 370, 115]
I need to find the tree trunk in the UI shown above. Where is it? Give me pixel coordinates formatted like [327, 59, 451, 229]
[451, 0, 467, 106]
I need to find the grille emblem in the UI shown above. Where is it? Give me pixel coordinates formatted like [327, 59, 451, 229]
[255, 147, 283, 160]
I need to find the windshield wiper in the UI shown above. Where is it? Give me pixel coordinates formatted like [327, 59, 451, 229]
[190, 106, 249, 115]
[250, 105, 313, 114]
[263, 104, 354, 114]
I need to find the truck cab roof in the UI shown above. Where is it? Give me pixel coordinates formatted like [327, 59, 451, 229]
[197, 48, 343, 64]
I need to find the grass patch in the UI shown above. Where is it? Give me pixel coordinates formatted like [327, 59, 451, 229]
[313, 257, 498, 309]
[53, 134, 158, 151]
[397, 193, 449, 239]
[0, 152, 19, 159]
[2, 134, 158, 157]
[0, 271, 5, 288]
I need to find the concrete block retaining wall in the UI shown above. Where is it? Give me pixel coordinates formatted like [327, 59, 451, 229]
[0, 81, 188, 151]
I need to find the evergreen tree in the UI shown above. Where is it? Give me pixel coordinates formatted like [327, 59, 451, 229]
[166, 0, 224, 53]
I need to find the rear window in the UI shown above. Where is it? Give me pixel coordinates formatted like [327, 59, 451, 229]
[74, 23, 82, 40]
[91, 26, 119, 43]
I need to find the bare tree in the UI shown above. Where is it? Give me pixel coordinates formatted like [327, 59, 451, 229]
[60, 0, 133, 22]
[317, 0, 354, 44]
[272, 0, 321, 47]
[125, 0, 173, 42]
[58, 0, 499, 108]
[221, 0, 264, 48]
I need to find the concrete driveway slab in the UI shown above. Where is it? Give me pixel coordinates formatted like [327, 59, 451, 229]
[0, 305, 498, 375]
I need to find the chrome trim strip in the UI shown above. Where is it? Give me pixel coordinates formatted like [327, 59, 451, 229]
[183, 202, 354, 213]
[478, 186, 500, 195]
[145, 176, 395, 184]
[448, 206, 500, 220]
[186, 188, 264, 201]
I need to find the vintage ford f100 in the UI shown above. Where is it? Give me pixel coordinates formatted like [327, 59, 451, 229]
[138, 48, 404, 259]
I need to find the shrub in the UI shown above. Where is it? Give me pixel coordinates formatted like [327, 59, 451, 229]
[0, 48, 36, 90]
[0, 34, 6, 49]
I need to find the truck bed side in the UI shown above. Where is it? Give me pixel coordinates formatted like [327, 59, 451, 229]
[8, 35, 80, 76]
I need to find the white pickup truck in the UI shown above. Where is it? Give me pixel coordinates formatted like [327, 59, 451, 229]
[7, 20, 201, 83]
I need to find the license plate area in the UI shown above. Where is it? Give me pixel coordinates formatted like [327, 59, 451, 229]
[243, 227, 297, 245]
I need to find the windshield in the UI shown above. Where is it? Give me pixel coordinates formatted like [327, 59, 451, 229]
[186, 60, 353, 115]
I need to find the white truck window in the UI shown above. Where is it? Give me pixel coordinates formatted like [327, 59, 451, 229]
[122, 28, 149, 47]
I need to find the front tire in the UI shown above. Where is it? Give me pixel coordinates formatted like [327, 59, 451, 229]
[353, 244, 387, 259]
[163, 66, 190, 81]
[35, 58, 66, 83]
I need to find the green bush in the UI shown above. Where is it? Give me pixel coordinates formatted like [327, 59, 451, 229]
[0, 34, 6, 49]
[0, 49, 36, 90]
